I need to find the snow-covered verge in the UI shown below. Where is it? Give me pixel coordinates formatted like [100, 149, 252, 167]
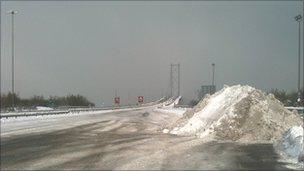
[1, 109, 113, 123]
[274, 126, 304, 169]
[36, 106, 54, 111]
[155, 96, 186, 115]
[168, 85, 302, 142]
[1, 97, 171, 120]
[1, 98, 176, 136]
[1, 104, 161, 122]
[1, 97, 184, 138]
[0, 109, 115, 138]
[154, 107, 187, 116]
[163, 96, 182, 107]
[153, 96, 187, 125]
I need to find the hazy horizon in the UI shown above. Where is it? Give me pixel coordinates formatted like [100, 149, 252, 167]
[1, 1, 302, 106]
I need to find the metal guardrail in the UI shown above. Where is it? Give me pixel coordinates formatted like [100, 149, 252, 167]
[0, 111, 69, 118]
[285, 106, 304, 116]
[285, 106, 304, 110]
[0, 97, 168, 119]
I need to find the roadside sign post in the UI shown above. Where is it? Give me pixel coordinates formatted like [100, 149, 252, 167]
[114, 97, 120, 107]
[138, 96, 144, 105]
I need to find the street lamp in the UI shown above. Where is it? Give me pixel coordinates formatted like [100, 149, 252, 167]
[303, 0, 304, 106]
[211, 63, 215, 94]
[295, 14, 302, 105]
[7, 10, 18, 110]
[211, 63, 215, 86]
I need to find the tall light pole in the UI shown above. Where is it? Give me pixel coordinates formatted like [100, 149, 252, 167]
[7, 10, 18, 110]
[169, 64, 180, 98]
[302, 0, 304, 106]
[302, 1, 304, 157]
[211, 63, 215, 86]
[170, 64, 173, 97]
[295, 14, 302, 105]
[178, 63, 180, 96]
[212, 63, 215, 94]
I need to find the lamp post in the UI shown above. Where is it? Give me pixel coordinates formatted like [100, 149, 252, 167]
[302, 0, 304, 106]
[295, 14, 302, 105]
[7, 10, 18, 110]
[212, 63, 215, 86]
[212, 63, 215, 94]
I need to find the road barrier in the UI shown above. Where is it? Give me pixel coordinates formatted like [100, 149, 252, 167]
[0, 97, 169, 119]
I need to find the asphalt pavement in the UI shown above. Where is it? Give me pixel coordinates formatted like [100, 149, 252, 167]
[0, 108, 293, 170]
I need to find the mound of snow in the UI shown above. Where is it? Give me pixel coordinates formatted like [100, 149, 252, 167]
[170, 85, 302, 142]
[36, 106, 53, 111]
[163, 96, 181, 107]
[154, 108, 186, 116]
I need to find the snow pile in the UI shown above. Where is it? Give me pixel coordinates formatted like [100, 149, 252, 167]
[154, 96, 186, 117]
[36, 106, 53, 111]
[154, 107, 186, 116]
[170, 85, 302, 142]
[162, 96, 181, 107]
[280, 126, 303, 158]
[163, 129, 170, 133]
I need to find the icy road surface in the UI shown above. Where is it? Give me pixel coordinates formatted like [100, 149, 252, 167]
[0, 107, 293, 170]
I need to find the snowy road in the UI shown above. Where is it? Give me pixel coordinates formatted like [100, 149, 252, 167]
[0, 107, 293, 170]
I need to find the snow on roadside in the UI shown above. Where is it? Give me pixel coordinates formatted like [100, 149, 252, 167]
[162, 129, 170, 133]
[154, 107, 187, 116]
[36, 106, 54, 111]
[1, 99, 169, 123]
[169, 85, 302, 142]
[276, 126, 304, 159]
[1, 99, 173, 137]
[275, 126, 304, 170]
[165, 96, 182, 107]
[281, 126, 303, 158]
[0, 109, 114, 124]
[170, 85, 254, 136]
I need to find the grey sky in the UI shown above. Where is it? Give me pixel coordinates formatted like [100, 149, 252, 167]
[0, 1, 302, 106]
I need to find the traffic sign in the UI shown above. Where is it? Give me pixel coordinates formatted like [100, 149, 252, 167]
[138, 96, 144, 103]
[114, 97, 120, 105]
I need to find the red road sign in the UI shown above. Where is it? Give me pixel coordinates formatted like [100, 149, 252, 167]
[114, 97, 120, 105]
[138, 96, 144, 103]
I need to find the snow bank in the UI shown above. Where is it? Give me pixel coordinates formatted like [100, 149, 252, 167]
[162, 96, 181, 107]
[36, 106, 53, 111]
[171, 85, 254, 136]
[154, 107, 186, 116]
[169, 85, 302, 142]
[154, 96, 186, 117]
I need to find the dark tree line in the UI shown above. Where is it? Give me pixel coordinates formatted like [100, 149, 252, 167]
[185, 88, 301, 107]
[1, 92, 95, 109]
[268, 89, 299, 106]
